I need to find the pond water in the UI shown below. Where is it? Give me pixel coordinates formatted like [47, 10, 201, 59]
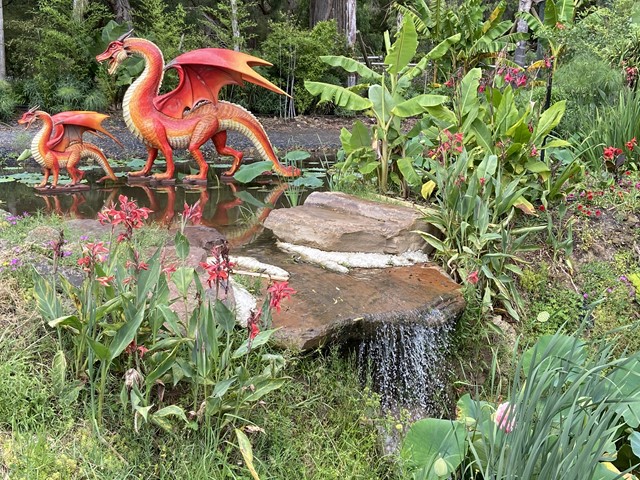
[0, 157, 328, 249]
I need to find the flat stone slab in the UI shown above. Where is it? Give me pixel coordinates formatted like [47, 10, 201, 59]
[263, 191, 435, 254]
[268, 260, 465, 351]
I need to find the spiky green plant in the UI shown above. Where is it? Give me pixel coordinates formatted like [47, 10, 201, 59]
[402, 326, 640, 479]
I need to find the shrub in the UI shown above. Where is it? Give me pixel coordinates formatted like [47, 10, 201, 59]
[551, 54, 624, 137]
[8, 0, 110, 112]
[259, 19, 347, 116]
[0, 80, 20, 121]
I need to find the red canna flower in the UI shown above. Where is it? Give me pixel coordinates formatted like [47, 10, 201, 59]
[604, 146, 617, 160]
[467, 270, 479, 285]
[96, 275, 114, 287]
[267, 281, 296, 312]
[626, 137, 637, 150]
[99, 195, 152, 242]
[162, 263, 178, 280]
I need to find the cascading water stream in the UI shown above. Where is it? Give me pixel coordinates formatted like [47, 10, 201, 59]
[357, 308, 453, 417]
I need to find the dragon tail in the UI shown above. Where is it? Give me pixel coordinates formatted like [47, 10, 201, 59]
[83, 143, 118, 181]
[217, 101, 301, 177]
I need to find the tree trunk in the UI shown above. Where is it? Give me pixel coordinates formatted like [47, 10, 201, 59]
[73, 0, 88, 20]
[514, 0, 533, 67]
[230, 0, 241, 51]
[108, 0, 133, 26]
[310, 0, 353, 37]
[310, 0, 357, 84]
[0, 1, 5, 81]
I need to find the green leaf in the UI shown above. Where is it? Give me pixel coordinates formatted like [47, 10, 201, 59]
[368, 84, 395, 124]
[33, 271, 63, 321]
[283, 150, 311, 162]
[109, 302, 146, 361]
[404, 34, 461, 81]
[16, 149, 31, 162]
[48, 315, 82, 334]
[391, 94, 448, 117]
[521, 334, 586, 378]
[532, 101, 566, 145]
[319, 55, 381, 80]
[146, 346, 179, 387]
[172, 267, 195, 298]
[154, 405, 188, 423]
[51, 350, 67, 395]
[459, 68, 482, 117]
[243, 378, 287, 402]
[401, 418, 467, 478]
[233, 161, 274, 183]
[630, 431, 640, 458]
[211, 377, 236, 398]
[233, 329, 278, 358]
[384, 17, 418, 74]
[235, 429, 261, 480]
[174, 231, 190, 261]
[87, 337, 110, 362]
[304, 81, 372, 111]
[397, 157, 422, 187]
[350, 121, 371, 149]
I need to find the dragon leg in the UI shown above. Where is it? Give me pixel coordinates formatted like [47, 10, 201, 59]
[47, 154, 61, 188]
[213, 131, 244, 177]
[130, 147, 158, 177]
[66, 150, 84, 186]
[153, 141, 175, 181]
[37, 168, 51, 188]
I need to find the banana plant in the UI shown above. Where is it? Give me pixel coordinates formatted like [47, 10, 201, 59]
[305, 16, 458, 193]
[396, 0, 526, 83]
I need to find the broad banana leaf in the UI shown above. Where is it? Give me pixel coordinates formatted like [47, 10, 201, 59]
[319, 55, 381, 80]
[384, 17, 418, 75]
[304, 81, 372, 111]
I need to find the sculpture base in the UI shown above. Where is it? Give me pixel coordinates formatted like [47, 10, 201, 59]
[34, 184, 90, 194]
[127, 175, 176, 186]
[181, 178, 207, 186]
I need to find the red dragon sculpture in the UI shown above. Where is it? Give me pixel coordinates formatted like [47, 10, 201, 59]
[96, 31, 300, 183]
[18, 107, 120, 189]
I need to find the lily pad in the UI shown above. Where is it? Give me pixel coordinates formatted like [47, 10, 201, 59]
[233, 161, 273, 183]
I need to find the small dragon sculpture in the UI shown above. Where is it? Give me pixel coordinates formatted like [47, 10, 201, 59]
[96, 31, 301, 183]
[18, 107, 120, 188]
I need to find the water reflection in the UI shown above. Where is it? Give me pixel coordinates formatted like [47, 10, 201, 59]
[0, 181, 294, 249]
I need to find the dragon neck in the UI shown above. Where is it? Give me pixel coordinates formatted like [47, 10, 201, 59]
[122, 38, 165, 139]
[31, 112, 53, 165]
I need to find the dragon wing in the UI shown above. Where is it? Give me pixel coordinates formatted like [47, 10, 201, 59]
[154, 49, 287, 119]
[48, 111, 122, 152]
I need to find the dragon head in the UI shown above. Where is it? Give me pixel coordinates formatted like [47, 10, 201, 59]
[17, 106, 40, 129]
[96, 29, 134, 75]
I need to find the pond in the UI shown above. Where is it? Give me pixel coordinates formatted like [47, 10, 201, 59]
[0, 158, 328, 250]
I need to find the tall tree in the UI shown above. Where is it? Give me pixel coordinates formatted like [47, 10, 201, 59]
[73, 0, 88, 20]
[514, 0, 534, 66]
[310, 0, 356, 84]
[0, 0, 5, 81]
[108, 0, 132, 25]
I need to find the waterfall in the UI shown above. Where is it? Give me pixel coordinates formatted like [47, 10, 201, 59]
[357, 309, 453, 417]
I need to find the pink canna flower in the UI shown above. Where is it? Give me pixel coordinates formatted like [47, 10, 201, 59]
[467, 270, 479, 285]
[495, 401, 516, 433]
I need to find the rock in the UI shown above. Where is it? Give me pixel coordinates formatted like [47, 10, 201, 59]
[268, 260, 465, 351]
[180, 225, 226, 252]
[64, 219, 114, 240]
[24, 225, 60, 246]
[276, 242, 430, 273]
[263, 191, 436, 254]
